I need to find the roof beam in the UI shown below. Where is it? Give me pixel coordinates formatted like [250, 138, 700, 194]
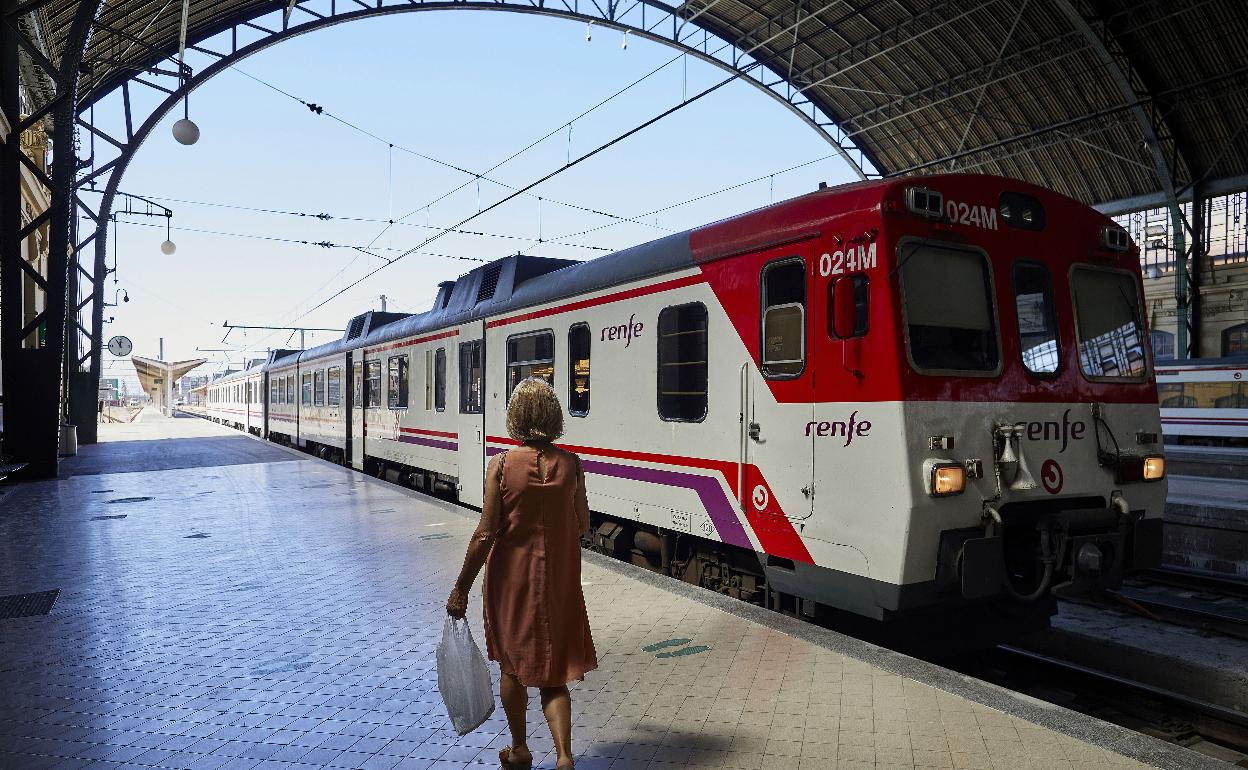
[1051, 0, 1188, 199]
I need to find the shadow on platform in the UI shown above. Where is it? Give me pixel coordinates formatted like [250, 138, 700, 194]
[65, 434, 297, 476]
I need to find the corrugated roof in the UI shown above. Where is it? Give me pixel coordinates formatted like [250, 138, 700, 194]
[28, 0, 1248, 212]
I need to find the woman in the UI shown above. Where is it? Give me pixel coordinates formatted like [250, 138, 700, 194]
[447, 377, 597, 770]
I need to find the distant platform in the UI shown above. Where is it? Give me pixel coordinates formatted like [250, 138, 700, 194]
[0, 417, 1217, 770]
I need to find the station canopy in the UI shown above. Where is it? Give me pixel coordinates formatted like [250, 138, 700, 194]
[32, 0, 1248, 214]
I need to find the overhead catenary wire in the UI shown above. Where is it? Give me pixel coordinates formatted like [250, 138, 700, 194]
[94, 191, 613, 252]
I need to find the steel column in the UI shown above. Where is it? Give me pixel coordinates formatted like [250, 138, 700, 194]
[0, 0, 98, 476]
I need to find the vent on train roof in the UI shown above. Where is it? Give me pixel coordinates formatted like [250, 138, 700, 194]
[476, 262, 503, 303]
[345, 314, 368, 341]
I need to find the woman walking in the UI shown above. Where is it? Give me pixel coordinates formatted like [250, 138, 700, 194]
[447, 377, 597, 770]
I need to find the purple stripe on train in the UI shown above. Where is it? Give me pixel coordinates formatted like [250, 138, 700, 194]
[485, 446, 751, 550]
[394, 435, 458, 451]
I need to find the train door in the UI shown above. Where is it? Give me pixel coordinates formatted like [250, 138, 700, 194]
[349, 354, 365, 470]
[261, 373, 269, 439]
[741, 253, 816, 521]
[457, 327, 486, 506]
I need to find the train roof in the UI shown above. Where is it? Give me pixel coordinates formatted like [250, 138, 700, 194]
[252, 173, 1111, 372]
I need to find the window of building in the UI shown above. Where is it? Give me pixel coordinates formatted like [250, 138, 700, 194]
[1150, 330, 1175, 360]
[459, 340, 484, 414]
[434, 348, 446, 411]
[301, 372, 313, 406]
[760, 259, 805, 377]
[568, 323, 591, 416]
[1223, 323, 1248, 357]
[314, 369, 325, 406]
[507, 331, 555, 396]
[658, 303, 708, 421]
[327, 366, 341, 407]
[828, 274, 869, 339]
[1013, 261, 1060, 375]
[1072, 267, 1146, 379]
[901, 244, 999, 372]
[365, 360, 382, 407]
[388, 355, 409, 409]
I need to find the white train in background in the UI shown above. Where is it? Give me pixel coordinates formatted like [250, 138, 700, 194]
[1156, 357, 1248, 445]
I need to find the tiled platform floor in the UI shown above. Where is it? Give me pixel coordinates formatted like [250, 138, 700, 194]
[0, 415, 1211, 770]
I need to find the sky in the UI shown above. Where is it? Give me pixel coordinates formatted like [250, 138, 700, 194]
[89, 11, 861, 393]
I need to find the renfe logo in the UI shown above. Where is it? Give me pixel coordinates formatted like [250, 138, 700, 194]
[805, 411, 872, 447]
[1023, 409, 1086, 454]
[602, 314, 644, 348]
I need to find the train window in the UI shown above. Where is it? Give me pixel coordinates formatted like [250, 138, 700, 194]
[568, 323, 591, 416]
[828, 274, 869, 339]
[1013, 262, 1060, 376]
[1072, 267, 1146, 379]
[459, 340, 484, 414]
[1158, 381, 1248, 409]
[507, 331, 555, 396]
[658, 303, 708, 421]
[286, 375, 293, 405]
[425, 350, 434, 410]
[352, 363, 362, 407]
[761, 259, 805, 377]
[365, 361, 382, 407]
[327, 366, 341, 407]
[388, 355, 409, 409]
[270, 379, 279, 405]
[901, 244, 999, 372]
[314, 370, 325, 407]
[434, 348, 446, 411]
[301, 373, 313, 406]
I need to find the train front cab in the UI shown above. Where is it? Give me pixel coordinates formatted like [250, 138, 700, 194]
[753, 177, 1167, 631]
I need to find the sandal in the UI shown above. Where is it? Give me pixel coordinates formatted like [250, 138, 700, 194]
[499, 746, 533, 770]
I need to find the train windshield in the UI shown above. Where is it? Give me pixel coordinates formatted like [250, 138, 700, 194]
[900, 243, 999, 372]
[1072, 267, 1147, 379]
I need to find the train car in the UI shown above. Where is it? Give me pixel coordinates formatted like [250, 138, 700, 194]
[266, 351, 300, 444]
[200, 173, 1167, 631]
[1156, 357, 1248, 444]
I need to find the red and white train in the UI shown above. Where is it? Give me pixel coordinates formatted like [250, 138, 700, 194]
[191, 174, 1167, 629]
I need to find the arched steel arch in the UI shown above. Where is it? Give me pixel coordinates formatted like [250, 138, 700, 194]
[70, 0, 884, 440]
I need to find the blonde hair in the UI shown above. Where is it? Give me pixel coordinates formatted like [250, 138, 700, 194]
[507, 377, 564, 443]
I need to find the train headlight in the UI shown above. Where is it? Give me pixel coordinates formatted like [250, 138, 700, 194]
[1143, 455, 1166, 481]
[928, 462, 966, 497]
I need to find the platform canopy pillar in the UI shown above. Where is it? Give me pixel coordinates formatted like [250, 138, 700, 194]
[0, 0, 99, 477]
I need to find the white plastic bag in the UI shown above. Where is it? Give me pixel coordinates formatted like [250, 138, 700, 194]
[436, 615, 495, 735]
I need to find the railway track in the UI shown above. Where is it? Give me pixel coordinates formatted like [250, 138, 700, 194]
[958, 646, 1248, 765]
[1069, 567, 1248, 642]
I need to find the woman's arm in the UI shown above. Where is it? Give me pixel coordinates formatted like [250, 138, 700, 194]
[446, 453, 504, 618]
[575, 456, 591, 538]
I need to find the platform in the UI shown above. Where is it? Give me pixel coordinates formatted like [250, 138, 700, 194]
[0, 415, 1219, 770]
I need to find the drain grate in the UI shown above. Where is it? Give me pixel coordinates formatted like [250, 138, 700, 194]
[420, 533, 450, 541]
[91, 515, 127, 521]
[106, 496, 152, 504]
[89, 489, 115, 494]
[0, 589, 59, 619]
[184, 533, 210, 539]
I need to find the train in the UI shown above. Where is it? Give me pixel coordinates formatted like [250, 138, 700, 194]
[1156, 357, 1248, 445]
[187, 173, 1167, 635]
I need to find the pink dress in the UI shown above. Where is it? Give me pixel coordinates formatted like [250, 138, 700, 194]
[482, 443, 598, 687]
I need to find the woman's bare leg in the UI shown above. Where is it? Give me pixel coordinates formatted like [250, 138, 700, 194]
[499, 673, 531, 764]
[539, 686, 573, 767]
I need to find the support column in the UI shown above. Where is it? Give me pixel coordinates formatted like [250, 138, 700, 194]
[0, 0, 98, 477]
[1171, 202, 1188, 360]
[0, 0, 19, 461]
[1189, 184, 1205, 359]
